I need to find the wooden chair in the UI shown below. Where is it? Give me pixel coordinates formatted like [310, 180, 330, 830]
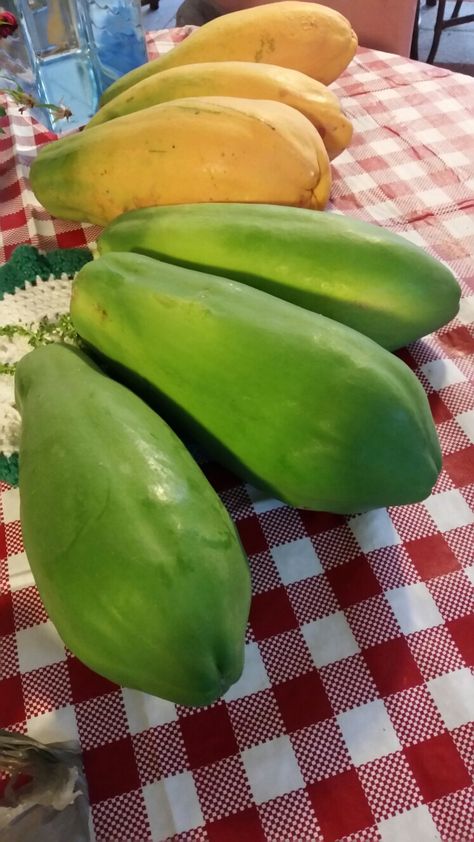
[218, 1, 420, 57]
[412, 0, 474, 62]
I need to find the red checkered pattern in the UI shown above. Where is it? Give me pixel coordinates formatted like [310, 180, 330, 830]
[358, 751, 424, 822]
[1, 30, 473, 842]
[385, 684, 446, 747]
[133, 722, 189, 783]
[291, 717, 352, 785]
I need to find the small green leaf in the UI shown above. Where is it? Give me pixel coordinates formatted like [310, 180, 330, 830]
[0, 316, 79, 375]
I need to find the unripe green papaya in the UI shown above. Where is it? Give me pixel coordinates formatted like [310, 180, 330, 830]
[70, 252, 442, 514]
[15, 343, 251, 707]
[97, 203, 460, 351]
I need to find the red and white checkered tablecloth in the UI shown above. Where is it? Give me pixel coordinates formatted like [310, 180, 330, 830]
[1, 27, 474, 842]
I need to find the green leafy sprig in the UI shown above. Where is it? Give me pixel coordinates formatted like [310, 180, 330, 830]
[0, 314, 78, 374]
[0, 75, 72, 133]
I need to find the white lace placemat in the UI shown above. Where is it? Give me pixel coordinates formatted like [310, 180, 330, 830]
[0, 246, 92, 482]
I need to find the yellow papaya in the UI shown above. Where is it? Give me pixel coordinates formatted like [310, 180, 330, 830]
[100, 1, 358, 105]
[30, 96, 331, 226]
[88, 60, 352, 161]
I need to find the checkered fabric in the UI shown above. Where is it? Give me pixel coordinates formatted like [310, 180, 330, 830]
[1, 29, 473, 842]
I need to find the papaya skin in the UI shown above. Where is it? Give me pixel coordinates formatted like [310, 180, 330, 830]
[30, 96, 331, 226]
[70, 252, 442, 515]
[100, 1, 358, 106]
[15, 343, 251, 707]
[97, 203, 461, 351]
[87, 60, 353, 161]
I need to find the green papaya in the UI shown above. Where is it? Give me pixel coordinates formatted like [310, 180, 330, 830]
[15, 343, 251, 707]
[97, 203, 460, 351]
[70, 252, 442, 514]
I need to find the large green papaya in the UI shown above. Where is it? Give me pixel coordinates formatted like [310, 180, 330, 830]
[70, 252, 442, 514]
[15, 343, 251, 706]
[97, 203, 460, 351]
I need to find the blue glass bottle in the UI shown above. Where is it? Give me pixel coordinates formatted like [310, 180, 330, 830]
[0, 0, 148, 133]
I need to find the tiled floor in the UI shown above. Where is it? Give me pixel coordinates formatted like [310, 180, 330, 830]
[417, 0, 474, 66]
[142, 0, 180, 30]
[141, 0, 474, 70]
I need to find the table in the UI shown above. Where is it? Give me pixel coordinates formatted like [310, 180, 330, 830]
[1, 27, 473, 842]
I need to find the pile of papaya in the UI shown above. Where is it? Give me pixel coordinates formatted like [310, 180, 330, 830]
[29, 0, 358, 223]
[18, 2, 461, 707]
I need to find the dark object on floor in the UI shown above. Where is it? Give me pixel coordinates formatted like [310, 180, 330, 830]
[176, 0, 220, 26]
[412, 0, 474, 62]
[141, 0, 159, 10]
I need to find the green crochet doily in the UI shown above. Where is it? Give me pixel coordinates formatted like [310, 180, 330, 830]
[0, 244, 92, 299]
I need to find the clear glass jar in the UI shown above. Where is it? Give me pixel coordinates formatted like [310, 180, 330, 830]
[0, 0, 148, 133]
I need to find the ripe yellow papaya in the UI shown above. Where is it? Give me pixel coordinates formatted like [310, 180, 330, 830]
[100, 1, 358, 105]
[30, 96, 331, 226]
[87, 60, 352, 161]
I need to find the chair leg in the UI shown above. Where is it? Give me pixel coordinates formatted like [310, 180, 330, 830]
[452, 0, 463, 17]
[411, 0, 420, 59]
[427, 0, 446, 62]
